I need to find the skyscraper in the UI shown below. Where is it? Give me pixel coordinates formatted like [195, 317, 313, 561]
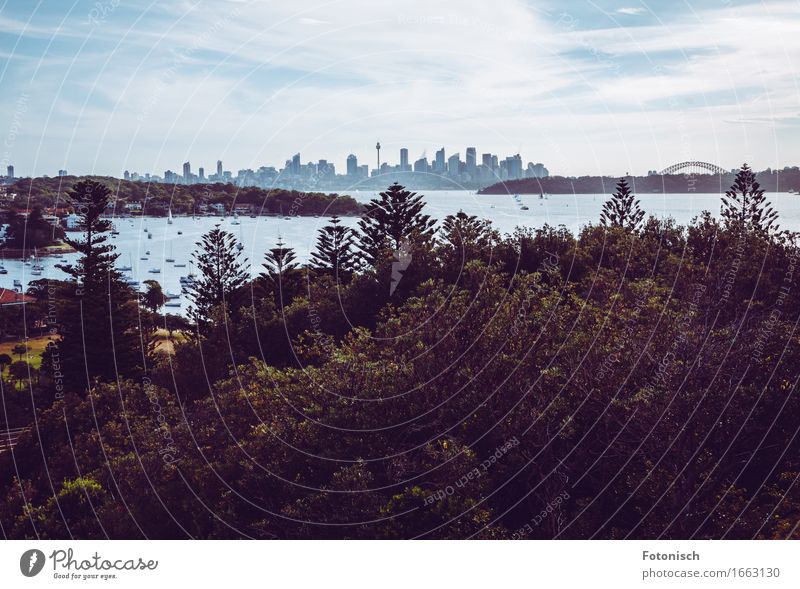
[434, 147, 445, 173]
[505, 154, 522, 179]
[447, 153, 461, 177]
[216, 160, 223, 177]
[482, 153, 493, 169]
[6, 165, 13, 179]
[414, 157, 428, 173]
[466, 147, 476, 172]
[199, 167, 205, 180]
[347, 154, 358, 176]
[400, 148, 409, 171]
[291, 153, 301, 175]
[183, 161, 191, 179]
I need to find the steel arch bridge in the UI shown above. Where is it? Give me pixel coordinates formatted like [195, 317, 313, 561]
[659, 161, 728, 175]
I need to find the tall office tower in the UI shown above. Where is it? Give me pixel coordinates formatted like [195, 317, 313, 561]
[414, 157, 428, 173]
[347, 154, 358, 176]
[58, 169, 68, 177]
[505, 154, 523, 179]
[291, 153, 301, 175]
[183, 161, 191, 180]
[491, 155, 498, 170]
[6, 165, 13, 179]
[434, 147, 446, 173]
[123, 170, 130, 181]
[400, 148, 409, 171]
[216, 160, 223, 177]
[447, 153, 461, 177]
[481, 153, 492, 168]
[466, 147, 476, 172]
[199, 167, 205, 180]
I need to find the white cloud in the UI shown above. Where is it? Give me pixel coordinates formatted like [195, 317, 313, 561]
[616, 7, 645, 16]
[0, 0, 797, 176]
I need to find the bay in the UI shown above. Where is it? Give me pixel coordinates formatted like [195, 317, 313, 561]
[3, 190, 798, 314]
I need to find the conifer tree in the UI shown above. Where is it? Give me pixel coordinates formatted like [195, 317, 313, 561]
[55, 180, 140, 393]
[187, 227, 248, 330]
[600, 177, 645, 231]
[357, 183, 435, 267]
[262, 237, 298, 283]
[310, 215, 358, 277]
[721, 163, 782, 236]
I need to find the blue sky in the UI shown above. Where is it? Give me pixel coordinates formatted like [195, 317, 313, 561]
[0, 0, 797, 178]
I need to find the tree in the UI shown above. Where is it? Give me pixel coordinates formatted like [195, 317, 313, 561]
[54, 180, 141, 394]
[0, 353, 12, 374]
[310, 216, 358, 278]
[600, 177, 645, 231]
[141, 280, 167, 314]
[8, 360, 29, 388]
[357, 183, 435, 267]
[721, 163, 782, 237]
[11, 343, 27, 361]
[262, 237, 298, 283]
[187, 227, 249, 330]
[2, 206, 64, 249]
[437, 211, 498, 280]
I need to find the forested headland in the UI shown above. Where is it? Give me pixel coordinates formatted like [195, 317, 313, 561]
[2, 175, 362, 216]
[1, 165, 799, 540]
[479, 167, 800, 194]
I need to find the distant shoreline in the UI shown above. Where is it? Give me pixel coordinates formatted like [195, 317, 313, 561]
[479, 170, 800, 195]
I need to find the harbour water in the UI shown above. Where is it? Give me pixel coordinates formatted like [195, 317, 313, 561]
[3, 190, 798, 314]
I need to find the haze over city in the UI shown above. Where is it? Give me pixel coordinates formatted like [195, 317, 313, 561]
[1, 0, 798, 179]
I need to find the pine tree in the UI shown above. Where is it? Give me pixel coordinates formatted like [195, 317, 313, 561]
[600, 177, 645, 231]
[262, 237, 298, 283]
[721, 163, 782, 236]
[310, 216, 358, 277]
[187, 227, 249, 330]
[357, 183, 435, 267]
[54, 180, 141, 393]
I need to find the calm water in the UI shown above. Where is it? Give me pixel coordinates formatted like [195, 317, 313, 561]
[3, 190, 798, 313]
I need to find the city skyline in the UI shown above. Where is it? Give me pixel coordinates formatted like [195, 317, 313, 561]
[2, 143, 550, 192]
[0, 1, 797, 179]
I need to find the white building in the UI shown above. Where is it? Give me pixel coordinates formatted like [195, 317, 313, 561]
[65, 214, 81, 229]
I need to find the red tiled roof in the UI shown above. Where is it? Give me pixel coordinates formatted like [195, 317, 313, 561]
[0, 289, 34, 305]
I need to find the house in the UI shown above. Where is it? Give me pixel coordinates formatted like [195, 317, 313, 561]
[124, 201, 143, 212]
[65, 214, 81, 229]
[0, 288, 34, 307]
[233, 203, 253, 214]
[210, 203, 226, 214]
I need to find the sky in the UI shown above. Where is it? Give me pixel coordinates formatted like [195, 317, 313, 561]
[0, 0, 798, 178]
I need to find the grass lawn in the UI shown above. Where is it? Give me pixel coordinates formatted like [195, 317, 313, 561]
[0, 334, 56, 370]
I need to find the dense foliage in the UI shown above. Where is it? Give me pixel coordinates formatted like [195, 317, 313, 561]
[2, 206, 64, 249]
[5, 176, 362, 217]
[2, 167, 800, 540]
[479, 166, 800, 194]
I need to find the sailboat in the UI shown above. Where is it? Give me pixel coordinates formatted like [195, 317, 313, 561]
[0, 251, 7, 274]
[31, 248, 44, 275]
[167, 209, 174, 225]
[237, 226, 244, 251]
[119, 253, 133, 272]
[166, 242, 175, 263]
